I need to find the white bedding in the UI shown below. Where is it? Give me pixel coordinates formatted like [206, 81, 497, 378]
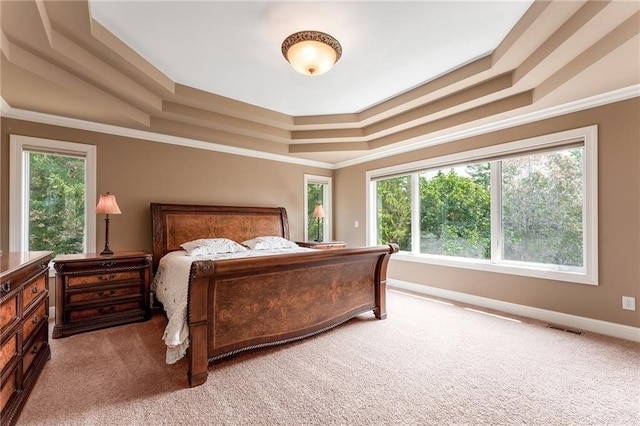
[151, 247, 313, 363]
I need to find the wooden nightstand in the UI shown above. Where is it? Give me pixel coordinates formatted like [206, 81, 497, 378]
[296, 241, 346, 250]
[52, 251, 151, 338]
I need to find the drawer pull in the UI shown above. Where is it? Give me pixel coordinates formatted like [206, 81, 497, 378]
[31, 315, 39, 325]
[1, 281, 10, 293]
[31, 285, 40, 294]
[38, 262, 47, 270]
[98, 306, 116, 314]
[97, 274, 116, 281]
[31, 344, 39, 355]
[98, 261, 116, 267]
[97, 290, 116, 297]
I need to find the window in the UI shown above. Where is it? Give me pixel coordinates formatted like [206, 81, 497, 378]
[367, 126, 597, 285]
[10, 135, 97, 257]
[304, 174, 332, 242]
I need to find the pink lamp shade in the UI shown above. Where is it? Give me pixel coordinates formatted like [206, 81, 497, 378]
[95, 193, 122, 215]
[313, 204, 325, 218]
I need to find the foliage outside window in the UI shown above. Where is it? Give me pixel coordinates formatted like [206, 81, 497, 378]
[367, 126, 597, 285]
[307, 183, 324, 240]
[28, 152, 86, 256]
[376, 176, 412, 251]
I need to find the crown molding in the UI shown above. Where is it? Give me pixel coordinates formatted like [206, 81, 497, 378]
[333, 85, 640, 169]
[0, 100, 334, 169]
[2, 85, 638, 170]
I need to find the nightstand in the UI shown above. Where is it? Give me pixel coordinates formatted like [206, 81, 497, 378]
[296, 241, 346, 250]
[52, 251, 151, 338]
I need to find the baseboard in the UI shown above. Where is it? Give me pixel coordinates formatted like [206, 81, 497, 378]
[388, 279, 640, 343]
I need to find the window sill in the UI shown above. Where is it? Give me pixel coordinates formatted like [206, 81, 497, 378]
[391, 252, 597, 286]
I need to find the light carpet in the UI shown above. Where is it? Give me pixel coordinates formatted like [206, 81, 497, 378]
[17, 289, 640, 425]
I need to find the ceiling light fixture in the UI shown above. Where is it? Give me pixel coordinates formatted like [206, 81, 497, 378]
[281, 31, 342, 76]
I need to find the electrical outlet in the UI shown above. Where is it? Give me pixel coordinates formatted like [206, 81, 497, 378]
[622, 296, 636, 311]
[354, 220, 359, 228]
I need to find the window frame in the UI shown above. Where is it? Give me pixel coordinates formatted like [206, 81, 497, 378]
[303, 174, 333, 242]
[9, 135, 97, 255]
[366, 125, 598, 285]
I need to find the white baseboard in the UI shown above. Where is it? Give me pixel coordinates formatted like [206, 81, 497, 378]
[388, 279, 640, 343]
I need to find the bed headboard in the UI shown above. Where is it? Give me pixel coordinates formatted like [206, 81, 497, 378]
[150, 203, 290, 270]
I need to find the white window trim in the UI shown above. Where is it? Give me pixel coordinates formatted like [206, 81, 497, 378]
[9, 135, 97, 255]
[366, 125, 598, 285]
[303, 174, 333, 242]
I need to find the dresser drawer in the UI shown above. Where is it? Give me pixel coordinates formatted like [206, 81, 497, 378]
[67, 285, 141, 304]
[67, 270, 141, 288]
[22, 273, 47, 310]
[0, 292, 19, 332]
[0, 366, 18, 413]
[22, 302, 47, 343]
[23, 325, 47, 377]
[0, 332, 18, 373]
[68, 301, 141, 322]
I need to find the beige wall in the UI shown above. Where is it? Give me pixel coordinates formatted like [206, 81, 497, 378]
[335, 98, 640, 328]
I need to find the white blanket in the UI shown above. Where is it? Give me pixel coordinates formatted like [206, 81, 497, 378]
[151, 248, 313, 363]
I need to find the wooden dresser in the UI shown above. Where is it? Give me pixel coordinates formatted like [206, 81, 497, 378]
[52, 251, 151, 339]
[1, 251, 52, 426]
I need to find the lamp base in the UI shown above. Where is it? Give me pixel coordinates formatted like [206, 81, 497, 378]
[100, 248, 114, 255]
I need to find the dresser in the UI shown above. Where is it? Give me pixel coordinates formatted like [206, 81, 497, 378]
[1, 251, 52, 426]
[52, 251, 151, 339]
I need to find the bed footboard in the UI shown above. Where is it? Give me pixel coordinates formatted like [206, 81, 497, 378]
[185, 244, 398, 387]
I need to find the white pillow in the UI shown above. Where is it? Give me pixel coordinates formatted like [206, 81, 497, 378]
[242, 236, 299, 250]
[180, 238, 247, 256]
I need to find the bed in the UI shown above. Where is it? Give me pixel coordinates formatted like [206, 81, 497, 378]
[150, 203, 398, 387]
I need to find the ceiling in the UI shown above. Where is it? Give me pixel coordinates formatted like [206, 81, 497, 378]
[88, 0, 533, 117]
[1, 1, 639, 168]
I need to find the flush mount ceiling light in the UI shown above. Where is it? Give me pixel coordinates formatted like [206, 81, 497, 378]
[281, 31, 342, 76]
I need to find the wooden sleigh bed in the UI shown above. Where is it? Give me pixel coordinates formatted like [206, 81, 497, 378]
[151, 203, 398, 387]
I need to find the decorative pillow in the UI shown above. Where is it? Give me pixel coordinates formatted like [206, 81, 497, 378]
[180, 238, 247, 256]
[242, 236, 299, 250]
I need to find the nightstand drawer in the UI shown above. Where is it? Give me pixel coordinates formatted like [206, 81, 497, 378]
[22, 302, 46, 342]
[22, 273, 47, 310]
[67, 270, 141, 288]
[0, 332, 18, 373]
[68, 301, 141, 322]
[67, 285, 141, 304]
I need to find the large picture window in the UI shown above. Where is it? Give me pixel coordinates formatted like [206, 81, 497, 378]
[367, 126, 597, 285]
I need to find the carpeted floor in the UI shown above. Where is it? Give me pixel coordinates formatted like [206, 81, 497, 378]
[17, 289, 640, 425]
